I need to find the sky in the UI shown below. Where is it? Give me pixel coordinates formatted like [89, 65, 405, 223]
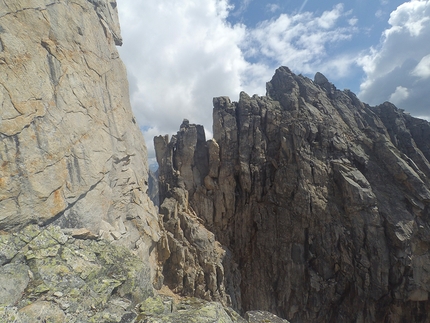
[117, 0, 430, 161]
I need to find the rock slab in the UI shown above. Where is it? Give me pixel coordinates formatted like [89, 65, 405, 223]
[0, 0, 161, 265]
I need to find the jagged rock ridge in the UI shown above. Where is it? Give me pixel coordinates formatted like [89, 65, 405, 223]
[155, 66, 430, 322]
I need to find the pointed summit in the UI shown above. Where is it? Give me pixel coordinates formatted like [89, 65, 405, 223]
[314, 72, 329, 85]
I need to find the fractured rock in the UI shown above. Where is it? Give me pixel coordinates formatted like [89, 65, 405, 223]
[155, 67, 430, 322]
[0, 225, 153, 323]
[0, 0, 161, 268]
[155, 123, 242, 310]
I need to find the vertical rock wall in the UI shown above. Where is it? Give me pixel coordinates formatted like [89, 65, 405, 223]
[0, 0, 160, 262]
[155, 67, 430, 322]
[154, 120, 242, 309]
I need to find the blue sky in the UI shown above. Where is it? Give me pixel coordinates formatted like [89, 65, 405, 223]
[227, 0, 405, 91]
[117, 0, 430, 160]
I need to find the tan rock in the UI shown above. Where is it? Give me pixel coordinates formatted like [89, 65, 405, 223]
[19, 301, 65, 323]
[71, 228, 98, 240]
[0, 0, 161, 272]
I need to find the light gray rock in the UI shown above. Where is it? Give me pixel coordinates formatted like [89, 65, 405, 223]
[0, 263, 30, 306]
[245, 311, 290, 323]
[137, 296, 247, 323]
[0, 0, 161, 270]
[0, 225, 153, 323]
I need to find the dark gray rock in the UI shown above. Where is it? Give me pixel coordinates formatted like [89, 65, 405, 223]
[147, 168, 160, 207]
[155, 66, 430, 323]
[154, 123, 241, 308]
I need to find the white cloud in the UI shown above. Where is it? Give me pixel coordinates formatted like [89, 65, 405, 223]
[358, 0, 430, 119]
[388, 1, 430, 37]
[317, 4, 344, 29]
[411, 54, 430, 79]
[348, 18, 358, 26]
[244, 4, 356, 76]
[117, 0, 359, 162]
[375, 10, 384, 18]
[118, 0, 256, 160]
[232, 0, 252, 16]
[389, 86, 409, 104]
[267, 3, 280, 13]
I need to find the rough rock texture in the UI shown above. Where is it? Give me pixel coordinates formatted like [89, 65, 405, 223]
[137, 295, 288, 323]
[0, 1, 291, 322]
[147, 168, 160, 207]
[137, 296, 246, 323]
[245, 311, 290, 323]
[155, 67, 430, 322]
[0, 225, 153, 322]
[154, 125, 242, 309]
[0, 225, 286, 322]
[0, 0, 161, 262]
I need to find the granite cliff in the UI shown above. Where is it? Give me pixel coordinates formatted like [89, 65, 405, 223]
[0, 0, 162, 320]
[0, 0, 287, 322]
[2, 0, 430, 322]
[0, 0, 161, 261]
[155, 67, 430, 322]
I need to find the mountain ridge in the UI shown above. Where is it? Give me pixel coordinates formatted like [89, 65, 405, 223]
[1, 0, 430, 321]
[155, 66, 430, 322]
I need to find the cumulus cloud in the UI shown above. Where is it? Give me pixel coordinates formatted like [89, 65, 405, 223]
[389, 86, 409, 104]
[118, 0, 252, 160]
[358, 0, 430, 119]
[412, 54, 430, 79]
[117, 1, 359, 161]
[244, 4, 357, 77]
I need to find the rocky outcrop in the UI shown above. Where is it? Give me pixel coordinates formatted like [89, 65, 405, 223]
[155, 67, 430, 322]
[0, 0, 160, 263]
[1, 225, 282, 323]
[0, 225, 153, 323]
[138, 295, 289, 322]
[138, 296, 246, 323]
[0, 1, 291, 322]
[154, 125, 242, 309]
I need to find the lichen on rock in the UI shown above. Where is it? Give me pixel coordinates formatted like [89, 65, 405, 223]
[0, 225, 153, 322]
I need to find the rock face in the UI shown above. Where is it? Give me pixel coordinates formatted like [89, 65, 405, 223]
[2, 225, 282, 323]
[0, 0, 160, 262]
[147, 168, 160, 207]
[154, 123, 242, 309]
[155, 67, 430, 322]
[0, 1, 290, 322]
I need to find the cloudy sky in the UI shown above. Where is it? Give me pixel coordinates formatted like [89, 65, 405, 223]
[117, 0, 430, 160]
